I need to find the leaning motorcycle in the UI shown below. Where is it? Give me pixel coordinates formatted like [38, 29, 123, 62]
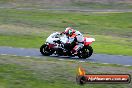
[40, 32, 95, 59]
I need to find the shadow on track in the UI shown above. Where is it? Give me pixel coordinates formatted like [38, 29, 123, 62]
[39, 54, 94, 62]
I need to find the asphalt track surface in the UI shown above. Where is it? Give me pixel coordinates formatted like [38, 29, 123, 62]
[0, 46, 132, 66]
[1, 7, 132, 12]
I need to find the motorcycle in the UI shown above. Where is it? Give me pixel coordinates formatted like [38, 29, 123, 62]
[40, 32, 95, 59]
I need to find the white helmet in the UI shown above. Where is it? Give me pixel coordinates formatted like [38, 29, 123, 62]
[65, 27, 75, 35]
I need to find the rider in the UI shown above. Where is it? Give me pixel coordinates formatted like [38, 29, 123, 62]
[63, 27, 84, 54]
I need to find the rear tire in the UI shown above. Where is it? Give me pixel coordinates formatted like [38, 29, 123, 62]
[40, 44, 54, 56]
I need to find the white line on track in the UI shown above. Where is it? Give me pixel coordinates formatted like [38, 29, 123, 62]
[20, 48, 25, 50]
[8, 47, 13, 48]
[68, 60, 74, 61]
[0, 54, 131, 66]
[124, 65, 131, 67]
[25, 56, 31, 58]
[79, 61, 86, 62]
[102, 63, 109, 64]
[12, 55, 17, 56]
[58, 59, 64, 61]
[1, 54, 7, 55]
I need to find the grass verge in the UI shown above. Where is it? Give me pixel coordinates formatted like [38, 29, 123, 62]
[0, 55, 131, 88]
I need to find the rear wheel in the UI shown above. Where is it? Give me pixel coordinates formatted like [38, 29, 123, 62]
[78, 46, 93, 59]
[40, 44, 54, 56]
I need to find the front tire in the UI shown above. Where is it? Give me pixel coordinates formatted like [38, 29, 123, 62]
[40, 44, 54, 56]
[78, 46, 93, 59]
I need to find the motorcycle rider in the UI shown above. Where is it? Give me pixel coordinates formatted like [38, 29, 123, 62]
[63, 27, 84, 55]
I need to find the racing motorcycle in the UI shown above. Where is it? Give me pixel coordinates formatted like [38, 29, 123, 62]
[40, 32, 95, 59]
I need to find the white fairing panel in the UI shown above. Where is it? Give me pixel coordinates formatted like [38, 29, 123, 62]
[46, 32, 60, 44]
[75, 31, 82, 36]
[60, 35, 68, 43]
[46, 32, 68, 44]
[86, 38, 95, 42]
[68, 37, 74, 43]
[75, 31, 84, 42]
[76, 35, 84, 42]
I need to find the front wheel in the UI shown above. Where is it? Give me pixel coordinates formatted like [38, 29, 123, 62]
[40, 44, 54, 56]
[78, 46, 93, 59]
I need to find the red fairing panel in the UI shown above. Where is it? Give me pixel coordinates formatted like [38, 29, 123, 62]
[48, 44, 55, 48]
[84, 37, 94, 46]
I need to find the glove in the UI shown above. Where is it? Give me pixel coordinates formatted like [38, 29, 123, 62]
[60, 32, 65, 35]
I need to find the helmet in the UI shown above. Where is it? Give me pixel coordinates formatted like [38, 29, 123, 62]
[65, 27, 72, 33]
[65, 27, 75, 36]
[68, 29, 73, 35]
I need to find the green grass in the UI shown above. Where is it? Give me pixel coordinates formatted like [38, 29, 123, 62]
[0, 9, 132, 37]
[93, 35, 132, 55]
[0, 55, 131, 88]
[0, 35, 44, 48]
[0, 9, 132, 55]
